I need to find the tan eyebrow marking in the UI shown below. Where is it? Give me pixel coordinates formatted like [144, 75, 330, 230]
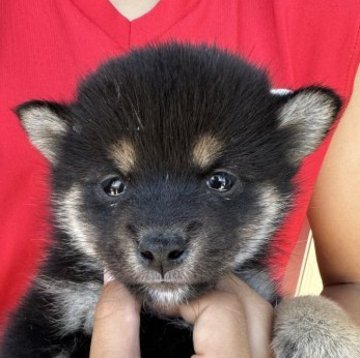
[109, 139, 136, 174]
[192, 134, 223, 169]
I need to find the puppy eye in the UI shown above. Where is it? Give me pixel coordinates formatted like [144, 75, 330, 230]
[207, 172, 235, 192]
[101, 177, 125, 196]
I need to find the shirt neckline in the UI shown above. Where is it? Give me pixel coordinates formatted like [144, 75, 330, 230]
[71, 0, 200, 49]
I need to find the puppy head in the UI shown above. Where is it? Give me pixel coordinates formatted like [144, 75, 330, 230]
[17, 44, 341, 307]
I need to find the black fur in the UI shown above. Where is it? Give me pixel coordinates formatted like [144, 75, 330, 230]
[2, 43, 341, 357]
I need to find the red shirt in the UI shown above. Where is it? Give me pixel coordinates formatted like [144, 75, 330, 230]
[1, 0, 360, 329]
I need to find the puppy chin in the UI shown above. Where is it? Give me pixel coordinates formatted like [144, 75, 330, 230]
[147, 286, 189, 309]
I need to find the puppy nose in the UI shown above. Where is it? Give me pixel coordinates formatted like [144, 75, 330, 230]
[138, 234, 187, 275]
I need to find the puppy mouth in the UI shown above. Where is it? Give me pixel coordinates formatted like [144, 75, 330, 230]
[147, 281, 188, 290]
[128, 280, 214, 308]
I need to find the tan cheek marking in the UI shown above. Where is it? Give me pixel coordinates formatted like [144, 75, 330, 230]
[110, 140, 136, 174]
[192, 134, 223, 169]
[55, 184, 98, 259]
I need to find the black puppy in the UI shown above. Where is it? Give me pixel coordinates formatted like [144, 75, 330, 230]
[3, 44, 359, 357]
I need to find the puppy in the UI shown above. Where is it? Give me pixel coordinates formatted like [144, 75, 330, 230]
[2, 43, 359, 357]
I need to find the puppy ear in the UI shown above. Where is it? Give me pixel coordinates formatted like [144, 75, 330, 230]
[16, 100, 71, 164]
[274, 87, 342, 166]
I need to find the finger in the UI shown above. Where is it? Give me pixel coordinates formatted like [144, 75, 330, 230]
[90, 280, 141, 358]
[217, 274, 273, 358]
[216, 273, 269, 304]
[178, 291, 252, 357]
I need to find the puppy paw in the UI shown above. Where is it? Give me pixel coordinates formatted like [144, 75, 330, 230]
[272, 295, 360, 358]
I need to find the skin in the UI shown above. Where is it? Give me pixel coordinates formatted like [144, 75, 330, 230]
[109, 0, 160, 21]
[91, 0, 360, 354]
[309, 65, 360, 326]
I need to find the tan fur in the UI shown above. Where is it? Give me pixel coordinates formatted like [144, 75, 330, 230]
[20, 107, 67, 164]
[37, 278, 101, 337]
[277, 91, 337, 165]
[272, 295, 360, 357]
[55, 185, 98, 259]
[110, 139, 136, 174]
[192, 134, 222, 169]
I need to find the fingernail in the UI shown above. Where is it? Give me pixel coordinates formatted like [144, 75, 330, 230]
[104, 269, 115, 284]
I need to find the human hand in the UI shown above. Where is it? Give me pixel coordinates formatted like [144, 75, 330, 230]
[90, 273, 273, 358]
[90, 275, 141, 358]
[178, 274, 274, 358]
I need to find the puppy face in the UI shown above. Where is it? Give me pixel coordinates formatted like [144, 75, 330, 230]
[17, 44, 341, 307]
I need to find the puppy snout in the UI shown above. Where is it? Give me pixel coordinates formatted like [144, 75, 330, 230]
[138, 234, 187, 275]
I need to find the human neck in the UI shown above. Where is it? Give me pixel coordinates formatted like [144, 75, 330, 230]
[109, 0, 160, 21]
